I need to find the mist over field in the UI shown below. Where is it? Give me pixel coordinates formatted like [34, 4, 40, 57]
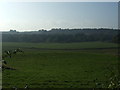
[2, 28, 120, 43]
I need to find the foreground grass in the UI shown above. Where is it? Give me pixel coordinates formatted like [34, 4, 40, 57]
[2, 42, 119, 88]
[3, 51, 118, 88]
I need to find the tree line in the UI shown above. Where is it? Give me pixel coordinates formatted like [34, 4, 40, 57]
[2, 28, 120, 43]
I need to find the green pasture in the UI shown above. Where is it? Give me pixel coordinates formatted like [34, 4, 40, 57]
[2, 42, 119, 88]
[2, 42, 118, 50]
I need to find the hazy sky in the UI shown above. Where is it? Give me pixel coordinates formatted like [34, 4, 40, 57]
[0, 2, 118, 31]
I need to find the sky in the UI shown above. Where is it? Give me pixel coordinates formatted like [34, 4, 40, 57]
[0, 0, 119, 2]
[0, 2, 118, 31]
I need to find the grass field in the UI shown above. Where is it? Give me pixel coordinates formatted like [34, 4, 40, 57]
[2, 42, 118, 50]
[2, 42, 119, 88]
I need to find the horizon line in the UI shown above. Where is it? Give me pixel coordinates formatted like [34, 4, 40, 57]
[1, 27, 119, 32]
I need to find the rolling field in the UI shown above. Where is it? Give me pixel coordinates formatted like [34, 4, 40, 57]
[2, 42, 119, 88]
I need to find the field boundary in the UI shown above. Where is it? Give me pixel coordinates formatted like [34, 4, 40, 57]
[26, 47, 119, 51]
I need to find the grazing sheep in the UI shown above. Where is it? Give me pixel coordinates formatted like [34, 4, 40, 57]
[4, 50, 12, 58]
[2, 48, 24, 71]
[12, 50, 17, 55]
[16, 48, 24, 53]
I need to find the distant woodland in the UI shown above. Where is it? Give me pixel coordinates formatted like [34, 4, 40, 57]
[2, 28, 120, 43]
